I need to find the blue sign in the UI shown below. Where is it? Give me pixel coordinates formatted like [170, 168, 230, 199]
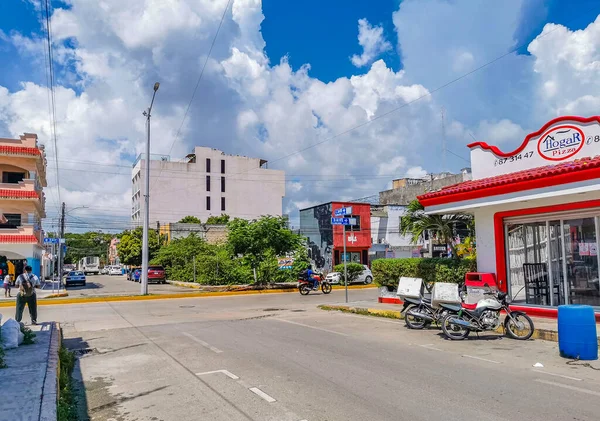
[331, 217, 350, 225]
[43, 238, 59, 244]
[334, 206, 353, 216]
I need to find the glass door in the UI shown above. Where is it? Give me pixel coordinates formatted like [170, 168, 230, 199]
[563, 217, 600, 306]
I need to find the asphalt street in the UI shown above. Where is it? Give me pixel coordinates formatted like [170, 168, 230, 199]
[40, 288, 600, 421]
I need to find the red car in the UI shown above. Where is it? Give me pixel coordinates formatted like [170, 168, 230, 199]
[147, 265, 167, 284]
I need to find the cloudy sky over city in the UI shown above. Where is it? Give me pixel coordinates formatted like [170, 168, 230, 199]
[1, 0, 599, 230]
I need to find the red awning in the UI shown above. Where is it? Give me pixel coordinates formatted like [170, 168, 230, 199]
[0, 235, 38, 244]
[0, 145, 41, 156]
[0, 189, 39, 199]
[418, 156, 600, 207]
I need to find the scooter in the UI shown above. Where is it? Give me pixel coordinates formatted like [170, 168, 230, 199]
[440, 289, 534, 340]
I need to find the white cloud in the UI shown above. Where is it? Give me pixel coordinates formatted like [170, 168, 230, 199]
[405, 166, 428, 179]
[452, 50, 474, 73]
[350, 18, 392, 67]
[475, 119, 526, 145]
[377, 156, 406, 176]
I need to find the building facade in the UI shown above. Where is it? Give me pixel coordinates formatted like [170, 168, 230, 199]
[379, 170, 471, 205]
[131, 147, 285, 225]
[0, 133, 47, 277]
[370, 205, 420, 259]
[159, 223, 228, 245]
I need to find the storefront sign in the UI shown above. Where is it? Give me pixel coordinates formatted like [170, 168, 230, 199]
[468, 116, 600, 179]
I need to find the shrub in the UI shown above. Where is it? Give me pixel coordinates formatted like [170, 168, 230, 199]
[333, 262, 365, 284]
[57, 345, 77, 421]
[372, 258, 477, 288]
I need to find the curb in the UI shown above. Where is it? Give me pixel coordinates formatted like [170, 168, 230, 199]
[318, 304, 586, 344]
[39, 321, 60, 421]
[0, 284, 377, 307]
[168, 280, 377, 292]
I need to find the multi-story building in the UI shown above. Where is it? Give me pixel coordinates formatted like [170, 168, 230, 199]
[131, 147, 285, 225]
[0, 133, 47, 276]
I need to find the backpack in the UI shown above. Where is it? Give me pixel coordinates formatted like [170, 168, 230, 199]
[20, 273, 34, 297]
[299, 269, 309, 281]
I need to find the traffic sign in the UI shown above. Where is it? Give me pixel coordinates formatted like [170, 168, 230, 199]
[334, 206, 353, 216]
[43, 238, 59, 244]
[331, 217, 356, 225]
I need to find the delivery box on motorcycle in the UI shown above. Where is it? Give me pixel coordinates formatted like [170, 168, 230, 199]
[464, 272, 497, 305]
[431, 282, 461, 308]
[396, 277, 422, 299]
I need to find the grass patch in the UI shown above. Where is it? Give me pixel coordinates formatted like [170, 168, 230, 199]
[318, 305, 403, 320]
[57, 345, 77, 421]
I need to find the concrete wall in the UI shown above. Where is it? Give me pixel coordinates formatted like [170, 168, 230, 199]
[371, 205, 420, 248]
[132, 147, 285, 225]
[380, 174, 468, 205]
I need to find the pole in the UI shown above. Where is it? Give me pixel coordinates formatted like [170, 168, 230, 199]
[141, 82, 159, 295]
[193, 255, 196, 283]
[343, 224, 348, 303]
[58, 202, 65, 290]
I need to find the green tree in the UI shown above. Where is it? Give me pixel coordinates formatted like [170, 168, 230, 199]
[117, 227, 161, 266]
[205, 214, 230, 225]
[178, 216, 202, 224]
[400, 200, 473, 258]
[63, 232, 113, 264]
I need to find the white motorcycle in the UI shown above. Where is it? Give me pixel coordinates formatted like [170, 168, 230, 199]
[440, 290, 534, 340]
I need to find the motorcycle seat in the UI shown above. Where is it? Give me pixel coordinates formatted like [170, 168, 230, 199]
[439, 303, 461, 311]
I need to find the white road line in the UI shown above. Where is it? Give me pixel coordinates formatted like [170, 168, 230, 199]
[532, 370, 582, 381]
[274, 318, 349, 336]
[181, 332, 223, 353]
[535, 379, 600, 397]
[195, 369, 239, 380]
[418, 344, 443, 352]
[249, 387, 277, 403]
[462, 355, 501, 364]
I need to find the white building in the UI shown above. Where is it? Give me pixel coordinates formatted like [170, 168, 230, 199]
[370, 205, 421, 258]
[131, 147, 285, 225]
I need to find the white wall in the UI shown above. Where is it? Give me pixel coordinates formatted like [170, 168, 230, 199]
[371, 205, 418, 248]
[131, 147, 285, 224]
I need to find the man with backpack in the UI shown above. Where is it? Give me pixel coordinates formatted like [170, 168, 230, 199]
[15, 265, 40, 325]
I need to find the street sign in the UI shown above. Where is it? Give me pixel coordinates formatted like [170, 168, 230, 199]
[59, 238, 66, 244]
[43, 238, 59, 244]
[331, 217, 356, 225]
[334, 206, 353, 216]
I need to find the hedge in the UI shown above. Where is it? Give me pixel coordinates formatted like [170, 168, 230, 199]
[372, 258, 477, 289]
[333, 262, 365, 284]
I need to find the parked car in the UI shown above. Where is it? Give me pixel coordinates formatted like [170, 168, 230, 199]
[148, 265, 166, 284]
[109, 266, 122, 276]
[127, 267, 141, 282]
[100, 267, 108, 275]
[325, 265, 373, 285]
[65, 271, 86, 287]
[63, 264, 75, 275]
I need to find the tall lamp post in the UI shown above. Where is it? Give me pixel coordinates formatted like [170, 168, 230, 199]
[141, 82, 160, 295]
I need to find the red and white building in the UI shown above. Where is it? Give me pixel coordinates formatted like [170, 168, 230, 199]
[418, 116, 600, 318]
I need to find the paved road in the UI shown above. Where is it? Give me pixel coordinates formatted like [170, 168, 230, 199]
[41, 289, 600, 421]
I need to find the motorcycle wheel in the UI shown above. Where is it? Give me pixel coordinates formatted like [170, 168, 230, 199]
[441, 314, 470, 340]
[404, 306, 428, 329]
[299, 284, 311, 296]
[504, 311, 534, 340]
[321, 282, 332, 294]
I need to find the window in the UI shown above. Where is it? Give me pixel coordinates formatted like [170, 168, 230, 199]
[0, 213, 21, 229]
[221, 159, 225, 174]
[206, 196, 211, 211]
[206, 158, 211, 173]
[348, 215, 361, 231]
[221, 197, 226, 211]
[2, 172, 25, 184]
[221, 176, 225, 193]
[206, 175, 211, 192]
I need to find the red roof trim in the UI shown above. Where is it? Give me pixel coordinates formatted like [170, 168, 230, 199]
[418, 156, 600, 207]
[0, 234, 38, 244]
[0, 145, 42, 156]
[0, 189, 39, 199]
[467, 116, 600, 158]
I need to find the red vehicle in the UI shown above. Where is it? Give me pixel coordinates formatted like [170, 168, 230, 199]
[147, 265, 167, 284]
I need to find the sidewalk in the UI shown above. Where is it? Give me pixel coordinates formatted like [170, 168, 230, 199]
[0, 321, 60, 421]
[0, 287, 67, 303]
[319, 300, 600, 343]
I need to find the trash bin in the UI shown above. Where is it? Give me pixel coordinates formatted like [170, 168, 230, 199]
[558, 305, 598, 360]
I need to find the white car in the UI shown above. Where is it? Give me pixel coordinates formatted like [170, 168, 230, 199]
[109, 266, 122, 276]
[326, 265, 373, 285]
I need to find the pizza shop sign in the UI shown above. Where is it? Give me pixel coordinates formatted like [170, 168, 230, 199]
[468, 116, 600, 179]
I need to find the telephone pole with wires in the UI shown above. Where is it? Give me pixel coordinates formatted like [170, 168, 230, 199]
[57, 202, 65, 285]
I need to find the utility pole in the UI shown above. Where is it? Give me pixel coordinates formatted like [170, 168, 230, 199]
[58, 202, 65, 288]
[141, 82, 160, 295]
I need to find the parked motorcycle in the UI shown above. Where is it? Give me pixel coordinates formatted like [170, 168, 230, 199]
[298, 274, 331, 295]
[401, 283, 465, 329]
[440, 290, 534, 340]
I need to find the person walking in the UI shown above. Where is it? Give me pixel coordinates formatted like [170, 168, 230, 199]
[3, 273, 11, 298]
[15, 265, 40, 325]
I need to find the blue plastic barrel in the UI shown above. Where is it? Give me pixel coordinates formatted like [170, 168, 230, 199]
[558, 305, 598, 360]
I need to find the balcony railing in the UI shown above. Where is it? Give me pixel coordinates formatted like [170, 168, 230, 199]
[0, 179, 40, 198]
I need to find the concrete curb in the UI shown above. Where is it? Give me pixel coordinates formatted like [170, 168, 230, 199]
[168, 280, 377, 292]
[0, 284, 377, 307]
[39, 322, 60, 421]
[318, 304, 585, 344]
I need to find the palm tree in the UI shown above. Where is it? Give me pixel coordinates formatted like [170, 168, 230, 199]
[399, 200, 473, 258]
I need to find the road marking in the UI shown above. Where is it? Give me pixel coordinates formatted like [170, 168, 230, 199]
[535, 379, 600, 396]
[195, 369, 239, 380]
[181, 332, 223, 353]
[249, 387, 277, 403]
[274, 318, 349, 336]
[532, 370, 582, 381]
[418, 344, 443, 352]
[462, 355, 501, 364]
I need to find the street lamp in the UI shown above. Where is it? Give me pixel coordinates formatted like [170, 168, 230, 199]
[141, 82, 160, 295]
